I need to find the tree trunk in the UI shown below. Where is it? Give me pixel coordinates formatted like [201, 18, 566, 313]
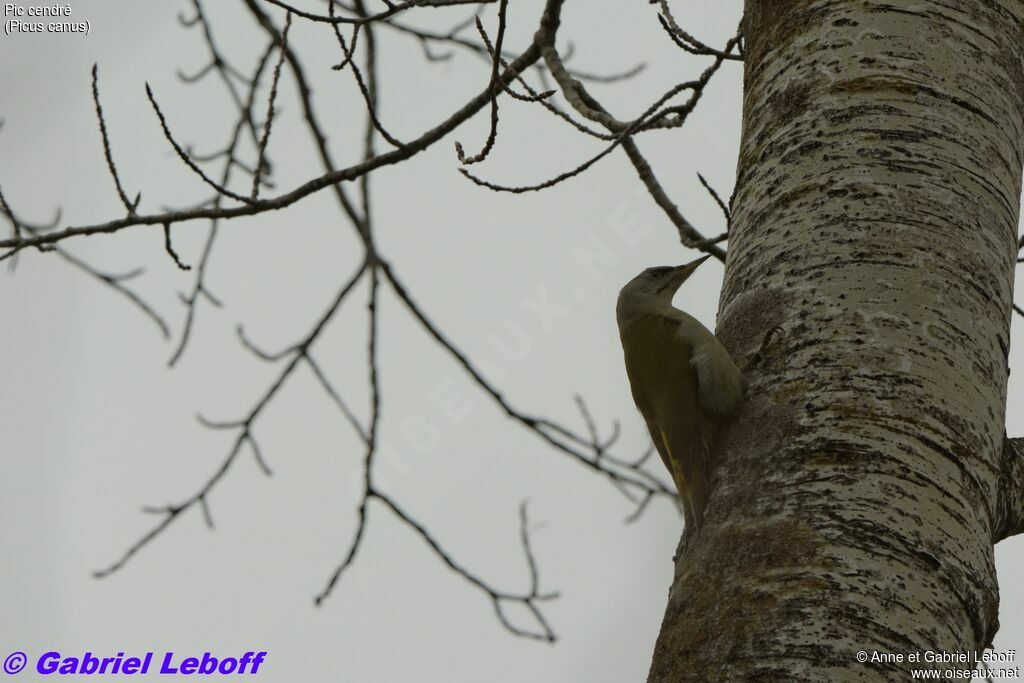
[648, 2, 1024, 680]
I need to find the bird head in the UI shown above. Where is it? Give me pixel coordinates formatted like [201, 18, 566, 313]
[618, 255, 711, 309]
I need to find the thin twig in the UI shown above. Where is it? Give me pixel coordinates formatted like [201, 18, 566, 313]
[697, 172, 731, 227]
[145, 83, 257, 206]
[380, 259, 671, 497]
[655, 1, 743, 61]
[0, 34, 547, 262]
[251, 12, 291, 199]
[264, 0, 497, 26]
[455, 0, 510, 165]
[623, 139, 726, 260]
[92, 64, 140, 214]
[163, 223, 192, 270]
[95, 262, 368, 579]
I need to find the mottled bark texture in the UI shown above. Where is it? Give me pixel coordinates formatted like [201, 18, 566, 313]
[648, 2, 1024, 681]
[996, 438, 1024, 541]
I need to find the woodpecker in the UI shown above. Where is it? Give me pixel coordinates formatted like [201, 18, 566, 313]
[616, 255, 744, 535]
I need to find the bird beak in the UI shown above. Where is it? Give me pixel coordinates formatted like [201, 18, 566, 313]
[657, 254, 711, 294]
[685, 254, 712, 270]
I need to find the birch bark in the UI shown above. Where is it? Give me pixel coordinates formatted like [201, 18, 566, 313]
[649, 2, 1024, 680]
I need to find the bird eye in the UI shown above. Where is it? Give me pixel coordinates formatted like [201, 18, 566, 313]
[647, 267, 671, 278]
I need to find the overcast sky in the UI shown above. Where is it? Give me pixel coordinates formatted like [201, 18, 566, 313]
[1, 1, 1022, 681]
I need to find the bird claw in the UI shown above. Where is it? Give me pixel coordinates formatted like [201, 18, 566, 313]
[748, 326, 784, 370]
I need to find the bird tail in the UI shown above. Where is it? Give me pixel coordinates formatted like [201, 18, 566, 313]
[689, 420, 721, 542]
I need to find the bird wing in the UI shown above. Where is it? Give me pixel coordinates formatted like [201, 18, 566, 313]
[669, 311, 745, 419]
[621, 314, 698, 479]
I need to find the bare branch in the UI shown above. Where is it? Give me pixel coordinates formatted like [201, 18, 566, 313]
[315, 262, 381, 604]
[183, 0, 266, 150]
[380, 260, 672, 498]
[0, 185, 23, 245]
[145, 83, 257, 206]
[454, 0, 510, 165]
[304, 354, 369, 443]
[162, 223, 192, 271]
[169, 35, 288, 367]
[0, 31, 545, 258]
[364, 2, 643, 85]
[622, 139, 726, 260]
[0, 189, 169, 335]
[458, 34, 739, 195]
[251, 12, 291, 199]
[22, 0, 693, 647]
[328, 1, 407, 148]
[263, 0, 497, 26]
[53, 248, 170, 339]
[655, 0, 743, 61]
[95, 262, 368, 578]
[697, 172, 731, 227]
[247, 434, 273, 477]
[237, 325, 297, 362]
[92, 64, 140, 215]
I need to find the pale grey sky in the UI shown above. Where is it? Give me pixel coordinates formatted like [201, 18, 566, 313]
[1, 1, 1021, 682]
